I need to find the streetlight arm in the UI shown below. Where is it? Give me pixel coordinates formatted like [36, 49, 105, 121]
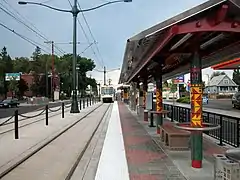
[79, 0, 131, 12]
[106, 68, 120, 72]
[18, 1, 71, 13]
[93, 67, 120, 72]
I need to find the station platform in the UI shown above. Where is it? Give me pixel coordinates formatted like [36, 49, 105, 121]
[0, 101, 231, 180]
[95, 101, 230, 180]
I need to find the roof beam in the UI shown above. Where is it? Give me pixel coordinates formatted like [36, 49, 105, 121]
[127, 25, 178, 83]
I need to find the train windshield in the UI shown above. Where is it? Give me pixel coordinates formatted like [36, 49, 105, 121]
[101, 87, 114, 95]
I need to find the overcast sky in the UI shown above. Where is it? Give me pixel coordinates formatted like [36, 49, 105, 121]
[0, 0, 233, 86]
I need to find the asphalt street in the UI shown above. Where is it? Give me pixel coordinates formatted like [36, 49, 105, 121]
[0, 101, 71, 119]
[164, 99, 239, 112]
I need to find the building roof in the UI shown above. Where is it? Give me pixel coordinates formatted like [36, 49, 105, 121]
[211, 58, 240, 70]
[119, 0, 240, 84]
[208, 74, 238, 86]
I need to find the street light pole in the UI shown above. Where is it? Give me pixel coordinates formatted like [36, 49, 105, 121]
[18, 0, 132, 113]
[70, 0, 79, 112]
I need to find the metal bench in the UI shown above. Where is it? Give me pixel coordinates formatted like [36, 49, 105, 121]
[159, 123, 190, 150]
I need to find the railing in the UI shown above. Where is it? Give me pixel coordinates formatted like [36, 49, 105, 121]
[163, 104, 240, 148]
[0, 97, 100, 139]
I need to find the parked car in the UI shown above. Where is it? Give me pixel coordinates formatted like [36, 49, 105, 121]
[0, 99, 20, 108]
[232, 92, 240, 108]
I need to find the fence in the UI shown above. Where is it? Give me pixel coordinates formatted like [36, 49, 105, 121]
[0, 97, 99, 139]
[163, 103, 240, 148]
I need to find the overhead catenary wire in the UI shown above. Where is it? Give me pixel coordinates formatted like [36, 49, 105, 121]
[67, 0, 104, 68]
[0, 21, 49, 53]
[77, 1, 105, 67]
[1, 0, 66, 55]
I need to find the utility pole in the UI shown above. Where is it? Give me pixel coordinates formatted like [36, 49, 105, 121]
[45, 61, 48, 98]
[44, 41, 54, 102]
[104, 66, 106, 85]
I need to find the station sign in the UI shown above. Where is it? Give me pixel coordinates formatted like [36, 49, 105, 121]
[5, 73, 21, 81]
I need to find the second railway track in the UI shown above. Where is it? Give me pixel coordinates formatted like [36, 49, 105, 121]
[0, 103, 112, 180]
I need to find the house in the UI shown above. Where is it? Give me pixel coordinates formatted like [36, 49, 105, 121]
[204, 75, 238, 94]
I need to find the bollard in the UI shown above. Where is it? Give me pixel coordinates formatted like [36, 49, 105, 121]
[90, 97, 92, 106]
[80, 99, 82, 110]
[62, 102, 64, 118]
[144, 110, 148, 122]
[83, 99, 85, 109]
[149, 113, 155, 127]
[14, 110, 19, 139]
[87, 98, 89, 107]
[45, 105, 48, 126]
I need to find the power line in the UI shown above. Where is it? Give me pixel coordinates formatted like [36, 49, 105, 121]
[77, 1, 105, 67]
[0, 21, 49, 53]
[1, 0, 66, 55]
[67, 0, 104, 68]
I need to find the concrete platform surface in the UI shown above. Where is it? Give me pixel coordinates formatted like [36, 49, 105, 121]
[122, 102, 229, 180]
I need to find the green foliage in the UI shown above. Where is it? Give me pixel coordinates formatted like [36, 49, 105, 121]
[176, 96, 190, 104]
[163, 81, 168, 88]
[169, 79, 177, 93]
[0, 46, 97, 97]
[0, 47, 13, 97]
[8, 77, 19, 96]
[233, 69, 240, 91]
[18, 78, 28, 97]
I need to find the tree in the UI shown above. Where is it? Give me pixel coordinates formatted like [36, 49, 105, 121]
[233, 69, 240, 91]
[0, 47, 13, 97]
[57, 54, 96, 96]
[169, 79, 177, 93]
[13, 57, 31, 73]
[18, 78, 28, 97]
[30, 46, 42, 73]
[8, 77, 19, 97]
[210, 71, 226, 79]
[1, 46, 13, 73]
[163, 81, 169, 88]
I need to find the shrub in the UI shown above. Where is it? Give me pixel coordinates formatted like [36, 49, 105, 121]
[216, 94, 233, 99]
[176, 96, 190, 104]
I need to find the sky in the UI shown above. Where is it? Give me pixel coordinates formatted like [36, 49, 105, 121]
[0, 0, 234, 86]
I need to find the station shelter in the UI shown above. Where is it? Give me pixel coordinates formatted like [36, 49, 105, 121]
[118, 0, 240, 170]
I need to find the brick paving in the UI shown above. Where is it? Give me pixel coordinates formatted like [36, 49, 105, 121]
[118, 102, 186, 180]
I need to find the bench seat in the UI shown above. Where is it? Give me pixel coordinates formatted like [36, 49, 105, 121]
[159, 123, 190, 150]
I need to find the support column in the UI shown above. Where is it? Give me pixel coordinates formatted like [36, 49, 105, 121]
[155, 71, 163, 134]
[143, 80, 148, 122]
[123, 87, 128, 104]
[130, 82, 137, 111]
[190, 51, 203, 168]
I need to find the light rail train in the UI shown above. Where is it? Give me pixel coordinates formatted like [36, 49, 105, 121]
[101, 85, 115, 103]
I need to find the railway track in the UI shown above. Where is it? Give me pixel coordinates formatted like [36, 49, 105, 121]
[0, 103, 112, 180]
[0, 103, 71, 135]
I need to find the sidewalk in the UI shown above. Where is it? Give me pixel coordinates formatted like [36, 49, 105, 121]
[118, 102, 230, 180]
[0, 102, 101, 177]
